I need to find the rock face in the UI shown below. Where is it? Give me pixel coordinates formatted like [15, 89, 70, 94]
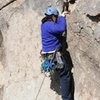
[67, 0, 100, 100]
[0, 0, 63, 100]
[0, 0, 100, 100]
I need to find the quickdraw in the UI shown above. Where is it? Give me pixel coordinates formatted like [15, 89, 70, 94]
[41, 48, 64, 72]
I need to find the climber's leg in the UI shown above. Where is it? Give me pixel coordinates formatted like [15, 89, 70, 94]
[59, 67, 72, 100]
[58, 51, 72, 100]
[62, 0, 70, 12]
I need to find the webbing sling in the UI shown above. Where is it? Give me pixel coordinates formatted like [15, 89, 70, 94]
[41, 48, 60, 72]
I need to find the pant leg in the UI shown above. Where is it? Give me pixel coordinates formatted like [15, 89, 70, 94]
[62, 2, 69, 12]
[59, 51, 72, 100]
[59, 67, 72, 100]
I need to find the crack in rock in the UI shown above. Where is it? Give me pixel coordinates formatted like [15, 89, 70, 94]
[87, 13, 100, 23]
[0, 0, 16, 10]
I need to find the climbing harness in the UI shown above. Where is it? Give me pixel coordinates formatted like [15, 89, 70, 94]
[41, 54, 56, 72]
[41, 48, 64, 72]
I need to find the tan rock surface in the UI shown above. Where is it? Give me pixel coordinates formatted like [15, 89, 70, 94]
[0, 0, 100, 100]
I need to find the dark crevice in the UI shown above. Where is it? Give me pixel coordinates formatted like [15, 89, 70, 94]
[69, 0, 76, 4]
[0, 30, 3, 61]
[87, 13, 100, 23]
[95, 38, 100, 44]
[0, 30, 3, 47]
[79, 26, 84, 33]
[0, 0, 16, 10]
[0, 85, 4, 100]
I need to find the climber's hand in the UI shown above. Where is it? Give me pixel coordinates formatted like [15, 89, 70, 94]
[61, 11, 68, 17]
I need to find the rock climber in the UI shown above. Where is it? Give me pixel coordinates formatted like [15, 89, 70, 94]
[62, 0, 76, 13]
[41, 6, 72, 100]
[62, 0, 70, 13]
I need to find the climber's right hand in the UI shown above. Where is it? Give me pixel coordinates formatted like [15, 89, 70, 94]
[61, 11, 68, 17]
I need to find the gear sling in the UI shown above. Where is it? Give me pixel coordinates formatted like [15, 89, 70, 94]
[41, 47, 64, 72]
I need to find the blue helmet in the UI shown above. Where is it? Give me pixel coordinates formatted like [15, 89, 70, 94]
[45, 7, 59, 16]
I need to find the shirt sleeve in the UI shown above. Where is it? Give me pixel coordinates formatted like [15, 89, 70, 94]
[47, 16, 67, 34]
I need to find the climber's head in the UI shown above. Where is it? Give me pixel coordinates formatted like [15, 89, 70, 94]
[45, 6, 59, 16]
[45, 7, 59, 22]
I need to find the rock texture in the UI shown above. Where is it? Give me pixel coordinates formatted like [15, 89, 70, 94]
[67, 0, 100, 100]
[0, 0, 100, 100]
[0, 0, 63, 100]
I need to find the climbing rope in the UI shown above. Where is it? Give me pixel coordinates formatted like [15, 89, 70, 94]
[34, 75, 46, 100]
